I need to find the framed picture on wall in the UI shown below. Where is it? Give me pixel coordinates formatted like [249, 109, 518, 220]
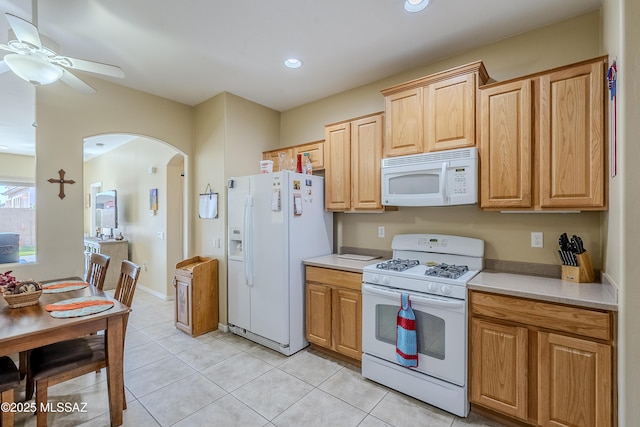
[150, 188, 158, 211]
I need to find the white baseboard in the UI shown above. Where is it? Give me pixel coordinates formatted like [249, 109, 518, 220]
[218, 323, 229, 333]
[137, 284, 174, 301]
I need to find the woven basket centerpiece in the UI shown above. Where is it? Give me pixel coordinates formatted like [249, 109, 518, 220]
[2, 279, 43, 308]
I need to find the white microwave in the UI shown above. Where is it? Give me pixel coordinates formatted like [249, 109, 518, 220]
[381, 147, 478, 207]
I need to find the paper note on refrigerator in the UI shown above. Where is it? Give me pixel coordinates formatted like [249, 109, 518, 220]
[272, 188, 281, 211]
[294, 193, 303, 215]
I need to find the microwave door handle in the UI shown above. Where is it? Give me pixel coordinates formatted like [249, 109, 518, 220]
[439, 162, 448, 203]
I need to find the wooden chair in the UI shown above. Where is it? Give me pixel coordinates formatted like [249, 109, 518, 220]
[85, 253, 111, 290]
[26, 260, 141, 427]
[18, 253, 110, 381]
[0, 356, 20, 427]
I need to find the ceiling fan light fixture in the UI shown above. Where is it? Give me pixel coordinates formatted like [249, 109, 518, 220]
[3, 53, 63, 85]
[404, 0, 430, 13]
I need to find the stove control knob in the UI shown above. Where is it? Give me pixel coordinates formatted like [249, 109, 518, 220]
[371, 274, 380, 284]
[427, 282, 438, 293]
[382, 276, 391, 285]
[441, 285, 452, 296]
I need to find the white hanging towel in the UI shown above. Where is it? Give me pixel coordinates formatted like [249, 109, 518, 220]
[199, 185, 218, 219]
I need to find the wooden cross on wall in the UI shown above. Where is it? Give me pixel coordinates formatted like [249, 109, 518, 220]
[48, 169, 76, 200]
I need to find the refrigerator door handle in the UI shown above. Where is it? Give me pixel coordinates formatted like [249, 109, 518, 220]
[243, 194, 254, 286]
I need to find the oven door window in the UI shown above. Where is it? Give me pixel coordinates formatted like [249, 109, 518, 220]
[375, 303, 445, 360]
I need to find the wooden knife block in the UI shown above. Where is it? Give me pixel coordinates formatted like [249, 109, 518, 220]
[561, 252, 595, 283]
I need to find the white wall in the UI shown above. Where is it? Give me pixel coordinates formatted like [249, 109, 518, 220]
[602, 0, 640, 424]
[193, 92, 280, 324]
[9, 75, 193, 284]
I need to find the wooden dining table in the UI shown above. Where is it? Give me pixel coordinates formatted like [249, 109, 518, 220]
[0, 279, 130, 427]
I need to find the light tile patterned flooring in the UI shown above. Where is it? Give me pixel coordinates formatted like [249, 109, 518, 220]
[11, 289, 505, 426]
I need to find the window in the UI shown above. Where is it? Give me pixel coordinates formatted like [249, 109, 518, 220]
[0, 183, 36, 264]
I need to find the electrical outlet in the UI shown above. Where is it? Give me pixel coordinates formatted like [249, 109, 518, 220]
[531, 232, 543, 248]
[378, 226, 385, 238]
[142, 261, 148, 272]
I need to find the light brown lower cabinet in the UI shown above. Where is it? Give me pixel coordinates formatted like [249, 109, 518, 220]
[305, 266, 362, 361]
[469, 290, 615, 427]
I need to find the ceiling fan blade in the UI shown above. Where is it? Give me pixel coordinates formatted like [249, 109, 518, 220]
[60, 69, 96, 93]
[0, 60, 9, 74]
[59, 56, 124, 79]
[6, 13, 42, 50]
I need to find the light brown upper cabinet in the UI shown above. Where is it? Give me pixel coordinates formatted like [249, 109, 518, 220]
[262, 148, 292, 172]
[263, 140, 325, 173]
[324, 113, 384, 212]
[381, 61, 489, 158]
[479, 56, 607, 211]
[293, 140, 325, 171]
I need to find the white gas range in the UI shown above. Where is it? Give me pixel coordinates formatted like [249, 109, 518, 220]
[361, 234, 484, 417]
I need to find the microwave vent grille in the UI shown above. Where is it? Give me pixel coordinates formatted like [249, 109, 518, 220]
[382, 148, 475, 168]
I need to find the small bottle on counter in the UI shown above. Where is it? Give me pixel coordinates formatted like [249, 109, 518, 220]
[296, 153, 303, 173]
[304, 153, 312, 175]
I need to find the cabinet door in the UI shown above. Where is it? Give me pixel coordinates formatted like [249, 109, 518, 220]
[538, 332, 612, 427]
[384, 88, 423, 157]
[263, 148, 293, 172]
[351, 114, 383, 210]
[332, 288, 362, 360]
[293, 141, 324, 171]
[425, 73, 476, 152]
[470, 318, 528, 420]
[539, 60, 605, 209]
[324, 122, 351, 211]
[479, 79, 533, 208]
[175, 275, 192, 334]
[305, 283, 332, 348]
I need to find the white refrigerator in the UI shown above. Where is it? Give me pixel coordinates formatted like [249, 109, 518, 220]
[227, 171, 333, 355]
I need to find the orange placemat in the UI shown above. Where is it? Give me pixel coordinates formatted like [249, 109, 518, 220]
[46, 296, 114, 318]
[42, 280, 89, 294]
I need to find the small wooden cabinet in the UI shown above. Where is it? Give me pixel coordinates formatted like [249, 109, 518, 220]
[305, 266, 362, 361]
[83, 238, 128, 290]
[324, 112, 384, 212]
[174, 256, 218, 337]
[263, 140, 325, 173]
[479, 56, 607, 210]
[381, 61, 489, 157]
[469, 290, 615, 427]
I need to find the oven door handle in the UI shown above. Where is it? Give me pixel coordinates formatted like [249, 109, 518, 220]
[362, 284, 465, 309]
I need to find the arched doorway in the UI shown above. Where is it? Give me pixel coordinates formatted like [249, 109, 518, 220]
[83, 133, 187, 298]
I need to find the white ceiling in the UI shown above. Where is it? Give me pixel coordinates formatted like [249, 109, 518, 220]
[0, 0, 601, 158]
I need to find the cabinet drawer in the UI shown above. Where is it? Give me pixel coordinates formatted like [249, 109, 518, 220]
[470, 291, 611, 341]
[306, 266, 361, 291]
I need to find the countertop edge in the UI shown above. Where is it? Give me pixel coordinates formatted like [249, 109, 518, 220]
[303, 254, 379, 274]
[469, 272, 618, 311]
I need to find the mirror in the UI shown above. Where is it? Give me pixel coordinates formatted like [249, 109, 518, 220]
[96, 190, 118, 230]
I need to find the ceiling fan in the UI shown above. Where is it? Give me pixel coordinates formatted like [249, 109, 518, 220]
[0, 0, 124, 93]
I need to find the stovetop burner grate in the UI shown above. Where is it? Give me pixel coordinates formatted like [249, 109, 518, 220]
[375, 258, 420, 272]
[424, 263, 469, 279]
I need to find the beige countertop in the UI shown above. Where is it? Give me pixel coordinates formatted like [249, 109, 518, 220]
[303, 254, 381, 274]
[469, 271, 618, 311]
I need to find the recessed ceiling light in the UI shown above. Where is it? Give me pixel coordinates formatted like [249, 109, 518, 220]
[404, 0, 430, 13]
[284, 58, 303, 69]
